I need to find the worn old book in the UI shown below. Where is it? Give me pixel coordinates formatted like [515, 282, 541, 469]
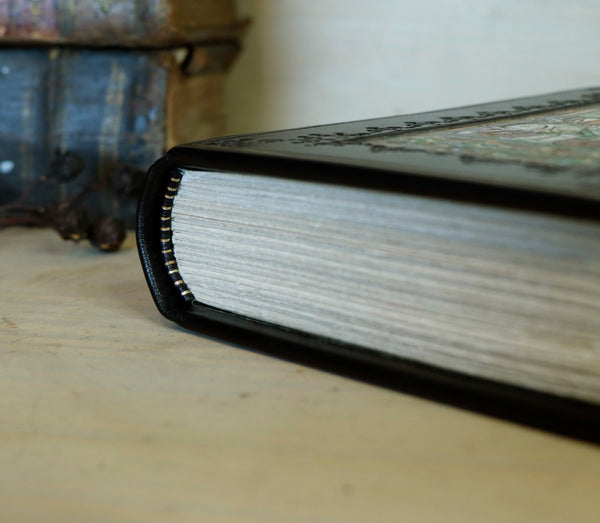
[0, 0, 240, 225]
[0, 0, 240, 47]
[137, 88, 600, 441]
[0, 43, 237, 224]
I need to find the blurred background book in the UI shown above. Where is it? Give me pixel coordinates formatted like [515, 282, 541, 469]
[0, 0, 242, 228]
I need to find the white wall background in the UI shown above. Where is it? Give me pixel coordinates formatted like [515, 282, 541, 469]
[225, 0, 600, 135]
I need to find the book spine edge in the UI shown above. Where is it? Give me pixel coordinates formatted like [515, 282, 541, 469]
[137, 152, 193, 322]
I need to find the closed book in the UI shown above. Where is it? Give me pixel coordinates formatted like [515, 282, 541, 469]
[137, 88, 600, 441]
[0, 0, 240, 47]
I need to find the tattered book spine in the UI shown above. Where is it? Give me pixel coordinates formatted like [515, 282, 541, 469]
[0, 0, 241, 228]
[0, 43, 237, 226]
[0, 0, 240, 46]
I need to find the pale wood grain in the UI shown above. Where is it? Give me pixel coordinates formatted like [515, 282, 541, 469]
[1, 228, 599, 522]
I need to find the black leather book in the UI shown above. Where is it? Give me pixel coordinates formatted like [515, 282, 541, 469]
[137, 88, 600, 442]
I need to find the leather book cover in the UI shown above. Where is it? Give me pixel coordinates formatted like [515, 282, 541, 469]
[137, 88, 600, 442]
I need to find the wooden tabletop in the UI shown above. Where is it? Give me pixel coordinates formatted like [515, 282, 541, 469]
[1, 228, 599, 522]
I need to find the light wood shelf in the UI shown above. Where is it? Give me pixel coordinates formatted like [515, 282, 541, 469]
[1, 228, 599, 522]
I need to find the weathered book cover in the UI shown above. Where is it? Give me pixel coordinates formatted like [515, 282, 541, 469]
[0, 45, 235, 225]
[0, 0, 241, 227]
[138, 87, 600, 442]
[0, 0, 241, 46]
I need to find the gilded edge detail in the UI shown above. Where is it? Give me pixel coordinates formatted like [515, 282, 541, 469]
[160, 169, 195, 303]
